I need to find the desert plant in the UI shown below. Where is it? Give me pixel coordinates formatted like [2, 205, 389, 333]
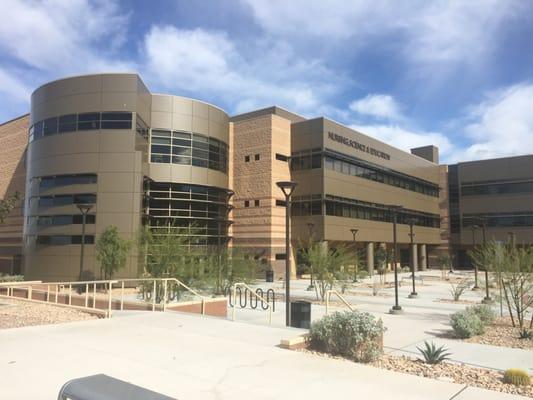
[449, 279, 470, 301]
[0, 192, 20, 225]
[450, 309, 485, 338]
[503, 369, 531, 386]
[417, 341, 451, 364]
[309, 311, 385, 363]
[519, 329, 532, 340]
[96, 225, 131, 281]
[299, 241, 352, 301]
[467, 304, 495, 326]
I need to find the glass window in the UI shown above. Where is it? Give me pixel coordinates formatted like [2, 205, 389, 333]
[73, 194, 96, 204]
[77, 113, 100, 130]
[172, 156, 191, 165]
[54, 195, 72, 206]
[151, 145, 171, 154]
[276, 153, 288, 162]
[152, 137, 171, 145]
[43, 117, 58, 136]
[151, 154, 170, 163]
[33, 121, 44, 140]
[152, 129, 171, 137]
[58, 114, 77, 133]
[192, 158, 208, 168]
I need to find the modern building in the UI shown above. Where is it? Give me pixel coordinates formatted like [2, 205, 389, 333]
[447, 155, 533, 266]
[0, 72, 530, 281]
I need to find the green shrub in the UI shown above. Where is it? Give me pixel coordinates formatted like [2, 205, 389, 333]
[417, 341, 451, 364]
[503, 369, 531, 386]
[309, 311, 385, 363]
[0, 274, 24, 283]
[467, 304, 495, 326]
[450, 309, 485, 338]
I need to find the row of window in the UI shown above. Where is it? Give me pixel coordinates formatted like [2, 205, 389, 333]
[461, 181, 533, 196]
[146, 182, 231, 204]
[291, 148, 439, 197]
[148, 199, 228, 219]
[29, 112, 135, 142]
[463, 212, 533, 228]
[33, 235, 95, 245]
[29, 214, 96, 226]
[150, 129, 228, 173]
[32, 194, 97, 208]
[37, 174, 97, 191]
[291, 194, 440, 228]
[244, 200, 261, 207]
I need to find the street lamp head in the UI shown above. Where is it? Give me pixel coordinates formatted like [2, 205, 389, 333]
[76, 203, 93, 214]
[350, 228, 359, 240]
[276, 181, 298, 197]
[307, 222, 315, 230]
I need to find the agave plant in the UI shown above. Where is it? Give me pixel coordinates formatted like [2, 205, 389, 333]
[417, 341, 451, 364]
[519, 329, 532, 340]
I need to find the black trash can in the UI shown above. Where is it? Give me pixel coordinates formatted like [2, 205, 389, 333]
[290, 301, 311, 329]
[266, 270, 274, 282]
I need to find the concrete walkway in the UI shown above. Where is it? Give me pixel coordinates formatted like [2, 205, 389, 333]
[0, 311, 528, 400]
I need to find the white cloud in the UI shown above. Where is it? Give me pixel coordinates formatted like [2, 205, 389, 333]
[349, 94, 402, 120]
[242, 0, 524, 69]
[142, 26, 343, 115]
[449, 83, 533, 162]
[0, 0, 131, 73]
[0, 68, 32, 104]
[351, 123, 453, 160]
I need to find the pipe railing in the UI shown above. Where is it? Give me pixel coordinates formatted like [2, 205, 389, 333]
[231, 282, 273, 324]
[325, 289, 356, 314]
[111, 278, 208, 314]
[0, 279, 117, 317]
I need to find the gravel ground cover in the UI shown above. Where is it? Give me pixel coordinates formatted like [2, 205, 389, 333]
[0, 298, 97, 329]
[300, 349, 532, 397]
[465, 317, 533, 350]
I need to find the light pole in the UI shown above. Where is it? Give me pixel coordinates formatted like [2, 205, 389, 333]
[479, 217, 492, 304]
[408, 219, 418, 298]
[471, 224, 479, 289]
[276, 181, 298, 327]
[307, 222, 315, 290]
[388, 205, 404, 314]
[77, 203, 93, 282]
[350, 228, 359, 282]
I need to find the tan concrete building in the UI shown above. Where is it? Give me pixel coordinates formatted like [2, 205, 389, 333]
[1, 72, 531, 281]
[0, 115, 28, 274]
[447, 155, 533, 266]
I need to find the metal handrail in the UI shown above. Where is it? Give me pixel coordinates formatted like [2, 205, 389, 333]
[0, 280, 117, 317]
[325, 289, 355, 314]
[112, 278, 208, 314]
[231, 282, 272, 324]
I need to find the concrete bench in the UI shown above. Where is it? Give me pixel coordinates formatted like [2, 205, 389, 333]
[57, 374, 176, 400]
[399, 275, 424, 286]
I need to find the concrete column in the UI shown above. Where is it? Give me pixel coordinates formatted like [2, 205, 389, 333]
[366, 242, 374, 275]
[419, 244, 427, 270]
[411, 243, 418, 272]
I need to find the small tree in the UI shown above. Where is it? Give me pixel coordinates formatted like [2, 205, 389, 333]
[374, 247, 392, 284]
[300, 241, 351, 301]
[96, 225, 131, 282]
[0, 192, 20, 225]
[437, 253, 453, 279]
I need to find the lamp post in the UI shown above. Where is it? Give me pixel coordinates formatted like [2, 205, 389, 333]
[307, 222, 315, 290]
[479, 218, 492, 304]
[471, 224, 479, 289]
[388, 205, 404, 314]
[276, 181, 298, 327]
[350, 228, 359, 282]
[407, 219, 418, 298]
[77, 203, 93, 282]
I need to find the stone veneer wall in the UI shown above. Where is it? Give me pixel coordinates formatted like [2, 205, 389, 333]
[0, 115, 28, 274]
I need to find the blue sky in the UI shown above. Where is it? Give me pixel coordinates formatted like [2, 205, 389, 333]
[1, 0, 533, 163]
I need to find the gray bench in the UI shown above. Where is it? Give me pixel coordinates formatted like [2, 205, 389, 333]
[58, 374, 176, 400]
[400, 275, 424, 286]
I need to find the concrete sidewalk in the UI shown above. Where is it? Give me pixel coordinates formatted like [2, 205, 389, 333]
[0, 312, 528, 400]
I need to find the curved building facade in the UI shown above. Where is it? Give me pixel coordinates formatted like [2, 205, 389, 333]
[23, 74, 231, 281]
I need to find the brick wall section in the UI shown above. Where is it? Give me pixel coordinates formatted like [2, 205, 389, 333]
[0, 114, 28, 274]
[231, 114, 294, 278]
